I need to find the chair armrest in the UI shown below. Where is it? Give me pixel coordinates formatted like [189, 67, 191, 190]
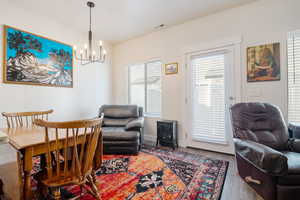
[288, 138, 300, 153]
[289, 122, 300, 138]
[234, 138, 288, 175]
[125, 117, 144, 130]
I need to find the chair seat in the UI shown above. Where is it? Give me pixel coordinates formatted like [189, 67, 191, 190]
[102, 127, 140, 141]
[276, 152, 300, 186]
[283, 151, 300, 174]
[33, 159, 90, 188]
[33, 169, 84, 188]
[278, 174, 300, 185]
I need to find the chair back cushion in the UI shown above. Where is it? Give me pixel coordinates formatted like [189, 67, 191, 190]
[103, 118, 135, 127]
[99, 105, 139, 119]
[230, 103, 289, 150]
[99, 105, 144, 127]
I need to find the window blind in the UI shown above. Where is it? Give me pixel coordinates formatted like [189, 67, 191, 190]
[128, 61, 162, 115]
[288, 31, 300, 123]
[146, 61, 162, 115]
[190, 53, 227, 143]
[129, 64, 145, 109]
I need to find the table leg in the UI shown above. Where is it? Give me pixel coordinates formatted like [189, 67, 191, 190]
[99, 134, 103, 167]
[40, 154, 46, 169]
[92, 134, 103, 185]
[0, 178, 3, 195]
[17, 151, 24, 200]
[23, 147, 33, 200]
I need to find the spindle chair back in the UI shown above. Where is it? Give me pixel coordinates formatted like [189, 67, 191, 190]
[2, 109, 54, 128]
[33, 117, 103, 199]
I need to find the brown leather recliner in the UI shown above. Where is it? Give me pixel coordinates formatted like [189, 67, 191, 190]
[230, 102, 300, 200]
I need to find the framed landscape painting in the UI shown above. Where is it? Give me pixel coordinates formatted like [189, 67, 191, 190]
[247, 42, 280, 82]
[3, 25, 73, 87]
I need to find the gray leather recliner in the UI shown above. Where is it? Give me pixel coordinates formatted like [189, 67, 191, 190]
[230, 102, 300, 200]
[99, 105, 144, 154]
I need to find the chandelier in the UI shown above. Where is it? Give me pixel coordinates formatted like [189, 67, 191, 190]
[73, 1, 106, 65]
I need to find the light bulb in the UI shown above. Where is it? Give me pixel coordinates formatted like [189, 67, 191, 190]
[80, 49, 83, 54]
[92, 50, 96, 55]
[99, 40, 103, 46]
[84, 44, 88, 49]
[103, 49, 107, 55]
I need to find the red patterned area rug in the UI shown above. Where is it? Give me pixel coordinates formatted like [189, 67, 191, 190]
[33, 147, 228, 200]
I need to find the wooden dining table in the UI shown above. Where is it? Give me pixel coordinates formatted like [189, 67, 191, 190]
[0, 127, 103, 200]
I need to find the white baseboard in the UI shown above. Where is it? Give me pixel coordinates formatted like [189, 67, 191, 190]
[144, 135, 156, 142]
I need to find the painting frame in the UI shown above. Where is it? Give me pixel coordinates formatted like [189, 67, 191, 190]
[3, 25, 73, 88]
[165, 62, 178, 75]
[247, 42, 281, 82]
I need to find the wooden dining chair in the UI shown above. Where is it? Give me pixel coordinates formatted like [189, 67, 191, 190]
[1, 109, 54, 190]
[33, 117, 103, 200]
[2, 109, 54, 128]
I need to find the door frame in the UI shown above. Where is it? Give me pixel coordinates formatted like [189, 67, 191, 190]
[183, 38, 242, 154]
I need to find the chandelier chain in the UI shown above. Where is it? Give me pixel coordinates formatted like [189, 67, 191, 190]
[89, 5, 92, 32]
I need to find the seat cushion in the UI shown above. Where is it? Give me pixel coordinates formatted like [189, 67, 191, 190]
[103, 143, 139, 155]
[103, 118, 134, 127]
[282, 151, 300, 174]
[102, 127, 140, 141]
[276, 152, 300, 186]
[278, 174, 300, 185]
[33, 161, 83, 187]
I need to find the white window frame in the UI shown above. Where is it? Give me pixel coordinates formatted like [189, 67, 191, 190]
[128, 60, 162, 117]
[288, 30, 300, 123]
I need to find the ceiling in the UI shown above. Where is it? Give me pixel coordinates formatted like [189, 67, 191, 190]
[9, 0, 257, 44]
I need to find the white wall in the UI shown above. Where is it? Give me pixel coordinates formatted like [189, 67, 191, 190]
[0, 0, 113, 126]
[112, 0, 300, 153]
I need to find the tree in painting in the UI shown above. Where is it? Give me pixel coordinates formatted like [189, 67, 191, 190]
[6, 31, 43, 81]
[7, 31, 42, 55]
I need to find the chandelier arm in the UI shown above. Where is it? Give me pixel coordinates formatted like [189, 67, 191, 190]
[81, 60, 103, 65]
[74, 54, 105, 62]
[94, 57, 105, 63]
[74, 55, 94, 61]
[75, 54, 104, 62]
[75, 54, 88, 61]
[78, 60, 105, 65]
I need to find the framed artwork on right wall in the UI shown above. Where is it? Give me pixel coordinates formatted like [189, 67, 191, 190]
[247, 42, 280, 82]
[165, 62, 178, 75]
